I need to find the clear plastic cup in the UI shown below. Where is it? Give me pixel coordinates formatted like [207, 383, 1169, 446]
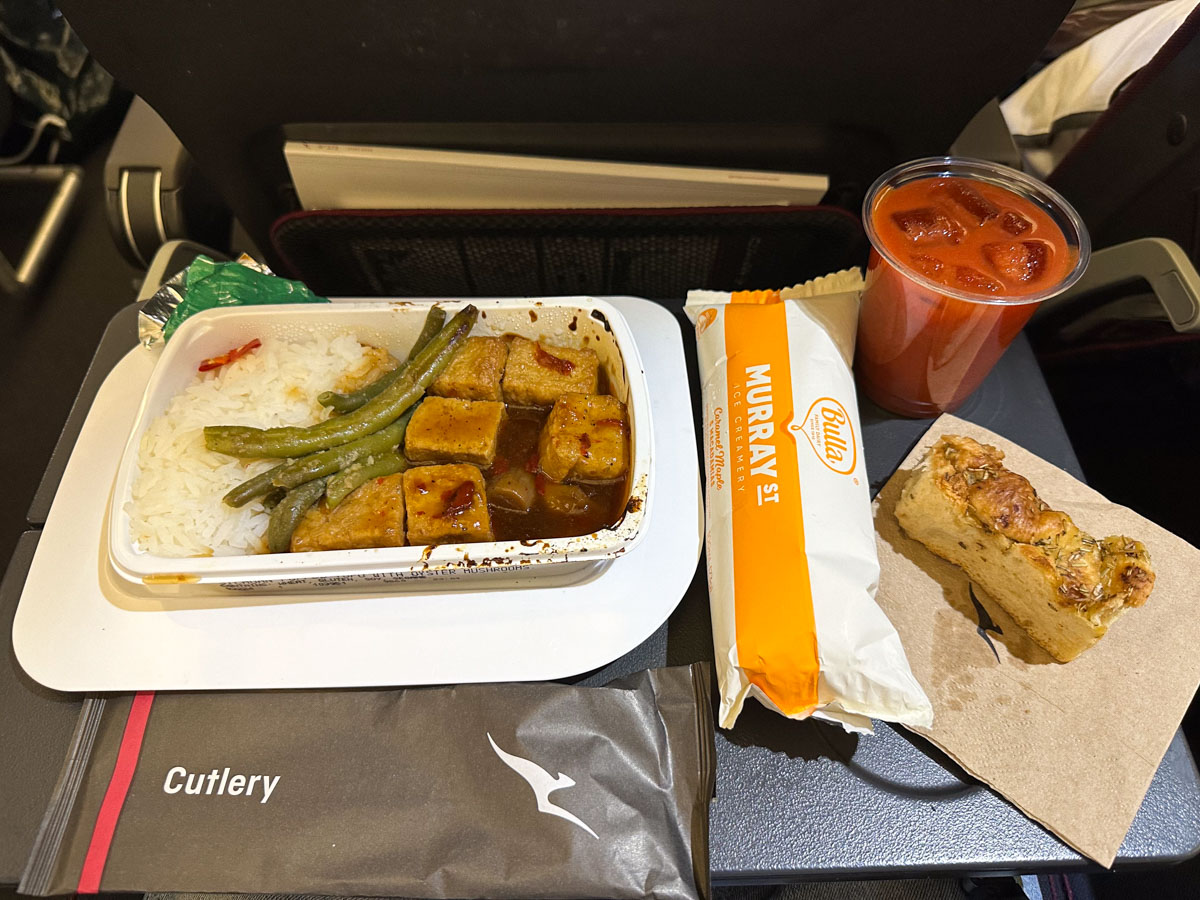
[855, 157, 1090, 417]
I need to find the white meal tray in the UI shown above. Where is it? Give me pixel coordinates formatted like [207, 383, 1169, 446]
[13, 296, 701, 691]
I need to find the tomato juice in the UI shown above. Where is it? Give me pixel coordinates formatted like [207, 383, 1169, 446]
[855, 159, 1088, 417]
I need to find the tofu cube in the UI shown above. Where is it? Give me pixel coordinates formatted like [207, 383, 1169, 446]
[290, 473, 406, 552]
[537, 393, 629, 482]
[405, 397, 505, 467]
[502, 337, 599, 406]
[403, 464, 493, 545]
[430, 336, 509, 401]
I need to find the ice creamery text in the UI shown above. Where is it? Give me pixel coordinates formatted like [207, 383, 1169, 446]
[163, 766, 280, 803]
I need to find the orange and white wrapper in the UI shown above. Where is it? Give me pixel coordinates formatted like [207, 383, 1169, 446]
[686, 271, 932, 733]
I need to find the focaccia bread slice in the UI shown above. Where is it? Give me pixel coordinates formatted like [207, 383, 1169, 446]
[895, 434, 1154, 662]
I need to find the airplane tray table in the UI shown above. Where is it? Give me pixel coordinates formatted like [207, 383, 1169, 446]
[6, 300, 1200, 885]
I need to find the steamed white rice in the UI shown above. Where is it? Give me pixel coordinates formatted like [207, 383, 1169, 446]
[128, 333, 370, 557]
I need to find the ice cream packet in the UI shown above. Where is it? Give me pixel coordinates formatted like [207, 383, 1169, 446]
[686, 271, 932, 733]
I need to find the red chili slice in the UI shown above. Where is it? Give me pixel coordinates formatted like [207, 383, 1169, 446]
[439, 481, 477, 518]
[198, 338, 262, 372]
[491, 456, 510, 475]
[535, 472, 547, 495]
[580, 433, 591, 457]
[534, 342, 575, 374]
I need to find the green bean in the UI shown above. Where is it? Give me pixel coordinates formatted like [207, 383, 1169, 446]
[261, 487, 287, 510]
[223, 462, 289, 508]
[406, 306, 448, 362]
[204, 305, 476, 458]
[327, 363, 400, 414]
[318, 364, 402, 416]
[326, 451, 409, 508]
[317, 306, 447, 414]
[267, 477, 327, 554]
[269, 410, 412, 491]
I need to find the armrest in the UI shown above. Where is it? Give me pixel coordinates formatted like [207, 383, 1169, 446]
[1046, 237, 1200, 333]
[104, 97, 230, 267]
[0, 166, 82, 298]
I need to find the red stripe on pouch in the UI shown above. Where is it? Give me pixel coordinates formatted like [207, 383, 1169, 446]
[77, 691, 155, 893]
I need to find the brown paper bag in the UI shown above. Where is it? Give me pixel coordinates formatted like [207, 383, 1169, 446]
[873, 415, 1200, 867]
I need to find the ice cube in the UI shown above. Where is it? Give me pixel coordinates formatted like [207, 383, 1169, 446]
[890, 207, 964, 245]
[982, 240, 1049, 283]
[999, 210, 1032, 236]
[909, 253, 946, 279]
[954, 265, 1004, 294]
[935, 181, 998, 224]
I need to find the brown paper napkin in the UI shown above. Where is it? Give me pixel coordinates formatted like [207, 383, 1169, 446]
[873, 414, 1200, 867]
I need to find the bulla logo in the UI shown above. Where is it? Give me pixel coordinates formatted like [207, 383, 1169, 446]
[695, 308, 717, 335]
[799, 397, 857, 475]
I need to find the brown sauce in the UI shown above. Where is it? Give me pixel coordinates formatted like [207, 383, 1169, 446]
[485, 405, 630, 542]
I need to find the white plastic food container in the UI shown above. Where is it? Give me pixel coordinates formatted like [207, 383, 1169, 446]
[108, 298, 652, 593]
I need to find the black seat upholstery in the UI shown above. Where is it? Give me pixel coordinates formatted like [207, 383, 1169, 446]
[60, 0, 1074, 288]
[1049, 6, 1200, 265]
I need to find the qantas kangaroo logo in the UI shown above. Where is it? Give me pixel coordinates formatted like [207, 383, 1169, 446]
[487, 733, 598, 839]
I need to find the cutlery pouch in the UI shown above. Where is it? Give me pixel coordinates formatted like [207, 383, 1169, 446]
[20, 664, 714, 900]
